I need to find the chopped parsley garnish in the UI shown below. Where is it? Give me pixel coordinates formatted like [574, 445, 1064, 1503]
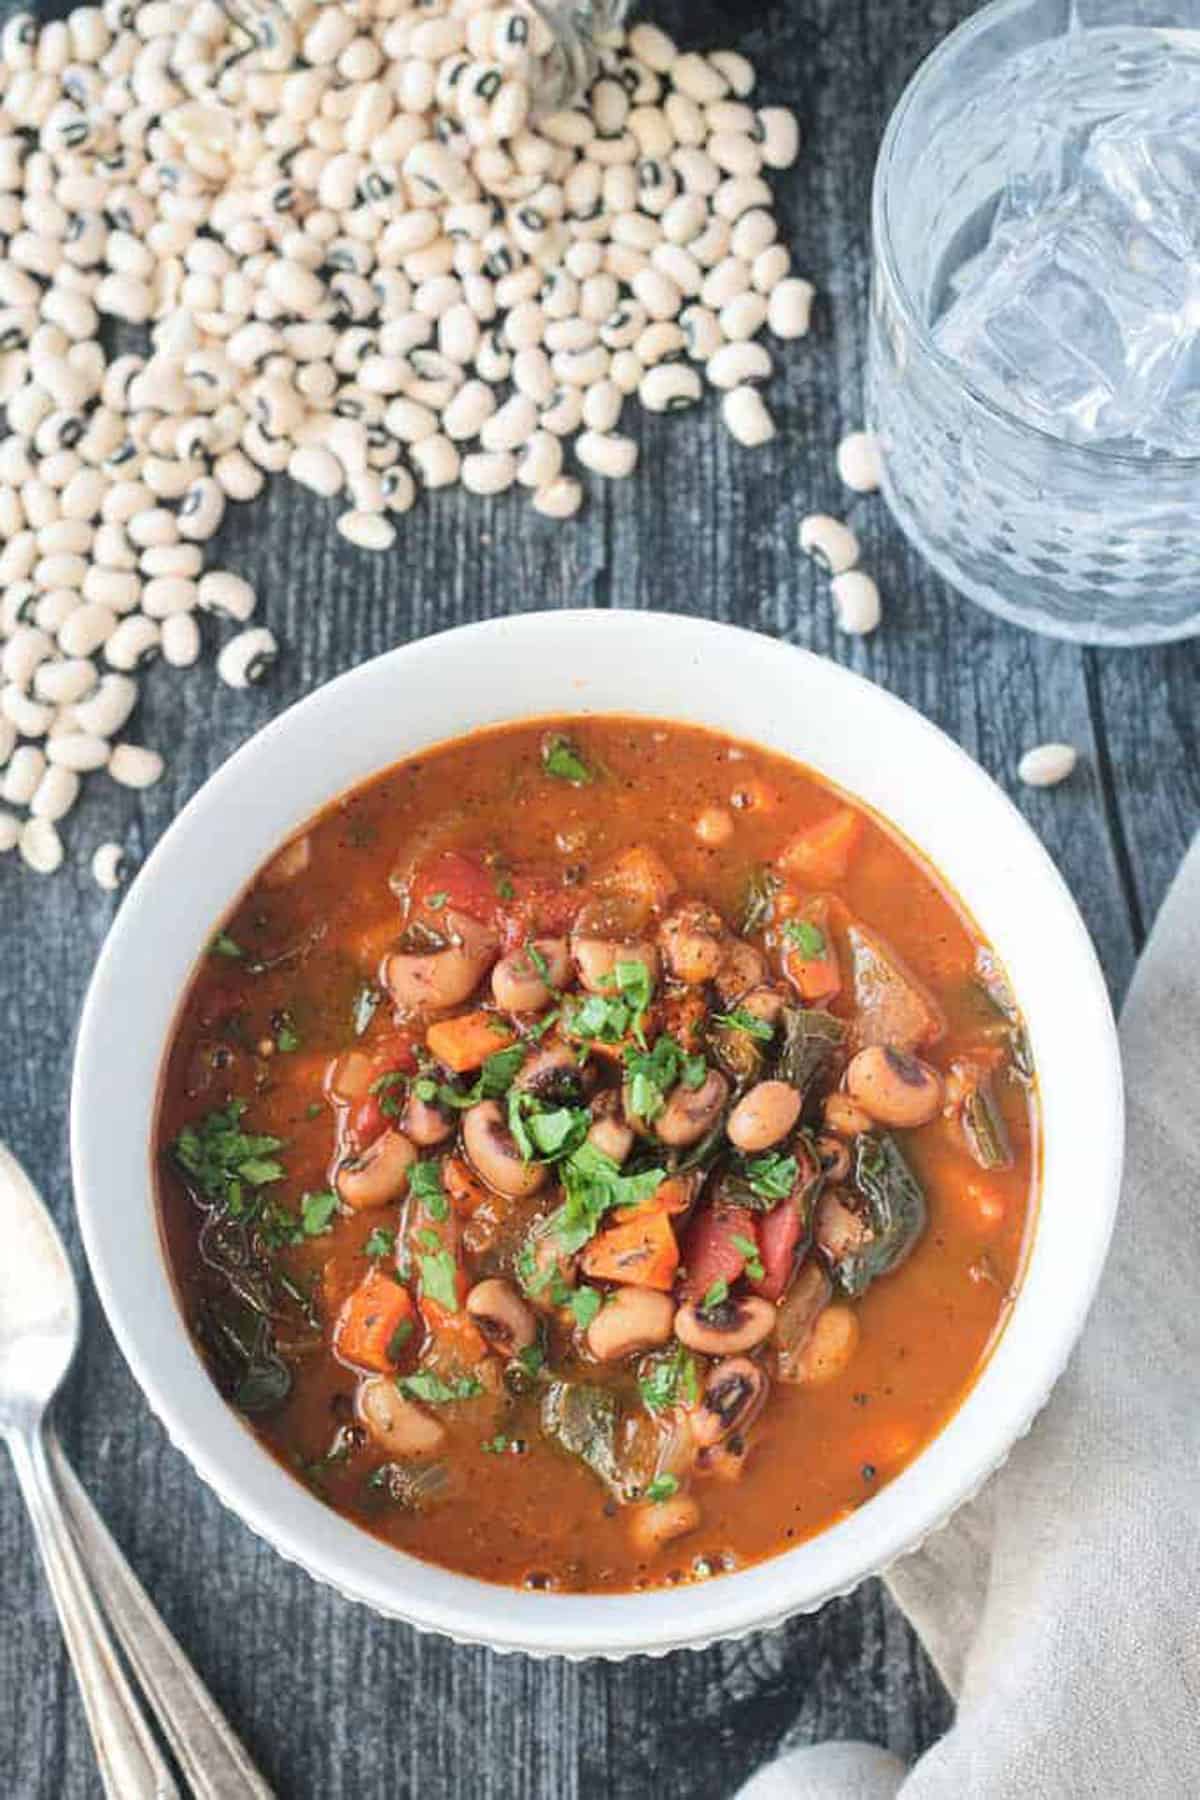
[566, 1286, 603, 1329]
[300, 1190, 338, 1236]
[782, 918, 827, 959]
[516, 1343, 545, 1378]
[713, 1008, 774, 1042]
[397, 1371, 483, 1404]
[482, 1434, 510, 1454]
[565, 958, 654, 1048]
[700, 1278, 729, 1314]
[364, 1226, 396, 1260]
[731, 1232, 765, 1282]
[495, 875, 515, 901]
[555, 1141, 665, 1253]
[275, 1018, 300, 1053]
[370, 1069, 408, 1118]
[624, 1034, 706, 1124]
[507, 1088, 590, 1163]
[541, 733, 594, 785]
[210, 931, 243, 959]
[742, 1152, 798, 1201]
[386, 1319, 414, 1360]
[645, 1474, 679, 1503]
[526, 941, 553, 985]
[352, 982, 381, 1037]
[426, 890, 448, 910]
[410, 1159, 449, 1222]
[172, 1100, 284, 1217]
[416, 1243, 459, 1312]
[305, 1101, 323, 1119]
[434, 1044, 526, 1111]
[639, 1344, 700, 1414]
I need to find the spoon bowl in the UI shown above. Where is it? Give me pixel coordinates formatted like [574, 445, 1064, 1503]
[0, 1142, 80, 1432]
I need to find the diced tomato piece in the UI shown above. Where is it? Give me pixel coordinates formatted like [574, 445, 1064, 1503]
[679, 1202, 757, 1301]
[752, 1200, 806, 1302]
[368, 1030, 419, 1075]
[494, 867, 585, 949]
[411, 850, 499, 924]
[348, 1093, 386, 1149]
[334, 1271, 417, 1373]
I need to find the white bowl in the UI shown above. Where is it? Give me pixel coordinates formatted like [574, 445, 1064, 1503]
[71, 611, 1123, 1659]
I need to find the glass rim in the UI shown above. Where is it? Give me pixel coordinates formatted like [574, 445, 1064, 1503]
[871, 0, 1200, 472]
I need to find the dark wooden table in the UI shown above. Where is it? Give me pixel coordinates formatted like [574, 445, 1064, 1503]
[3, 2, 1196, 1794]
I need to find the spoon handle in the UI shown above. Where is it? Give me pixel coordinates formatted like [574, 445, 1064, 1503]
[6, 1426, 180, 1799]
[48, 1432, 275, 1800]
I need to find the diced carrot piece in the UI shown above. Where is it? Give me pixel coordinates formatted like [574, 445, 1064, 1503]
[425, 1009, 515, 1073]
[604, 845, 678, 915]
[334, 1271, 416, 1373]
[442, 1155, 493, 1220]
[419, 1296, 490, 1364]
[781, 896, 842, 1002]
[581, 1211, 679, 1291]
[616, 1173, 698, 1223]
[778, 808, 863, 886]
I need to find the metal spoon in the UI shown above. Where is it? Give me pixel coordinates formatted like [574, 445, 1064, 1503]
[0, 1140, 273, 1799]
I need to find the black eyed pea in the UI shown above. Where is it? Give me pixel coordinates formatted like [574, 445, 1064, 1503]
[336, 1128, 416, 1210]
[400, 1092, 456, 1148]
[784, 1303, 859, 1386]
[727, 1079, 802, 1153]
[356, 1376, 446, 1457]
[384, 909, 499, 1013]
[463, 1099, 549, 1200]
[492, 936, 570, 1012]
[628, 1491, 702, 1556]
[823, 1091, 876, 1139]
[675, 1293, 776, 1356]
[653, 1067, 729, 1148]
[587, 1093, 635, 1165]
[465, 1278, 538, 1356]
[659, 901, 725, 984]
[573, 936, 659, 997]
[691, 1355, 769, 1449]
[799, 513, 860, 576]
[585, 1287, 675, 1362]
[845, 1045, 944, 1129]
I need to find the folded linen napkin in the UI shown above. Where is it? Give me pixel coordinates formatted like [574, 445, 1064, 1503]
[737, 837, 1200, 1800]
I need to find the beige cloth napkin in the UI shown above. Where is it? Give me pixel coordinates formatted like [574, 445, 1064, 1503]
[738, 837, 1200, 1800]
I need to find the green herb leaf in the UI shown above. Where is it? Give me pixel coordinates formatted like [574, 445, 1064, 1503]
[210, 931, 243, 959]
[542, 733, 594, 785]
[526, 941, 553, 985]
[370, 1069, 409, 1118]
[386, 1319, 414, 1360]
[700, 1278, 729, 1314]
[496, 875, 515, 901]
[417, 1246, 459, 1312]
[645, 1474, 679, 1503]
[623, 1035, 702, 1124]
[398, 1370, 483, 1404]
[742, 1152, 798, 1202]
[275, 1018, 300, 1053]
[427, 890, 448, 910]
[173, 1101, 285, 1212]
[507, 1088, 590, 1164]
[782, 918, 827, 958]
[364, 1226, 396, 1260]
[301, 1190, 338, 1236]
[731, 1231, 765, 1281]
[410, 1159, 448, 1222]
[517, 1343, 545, 1378]
[482, 1434, 510, 1454]
[713, 1007, 774, 1042]
[567, 1286, 602, 1329]
[305, 1101, 323, 1120]
[639, 1344, 700, 1414]
[555, 1142, 665, 1254]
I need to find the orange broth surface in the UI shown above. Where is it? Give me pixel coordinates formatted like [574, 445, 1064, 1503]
[155, 716, 1035, 1593]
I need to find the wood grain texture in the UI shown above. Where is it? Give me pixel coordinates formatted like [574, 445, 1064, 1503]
[0, 2, 1194, 1796]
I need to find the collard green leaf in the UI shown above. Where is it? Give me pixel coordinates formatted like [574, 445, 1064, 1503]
[836, 1133, 927, 1298]
[541, 1381, 622, 1495]
[775, 1006, 844, 1094]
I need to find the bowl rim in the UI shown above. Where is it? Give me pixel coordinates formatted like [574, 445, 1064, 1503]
[70, 610, 1124, 1658]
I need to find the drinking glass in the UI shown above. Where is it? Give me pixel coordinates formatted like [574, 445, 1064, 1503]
[869, 0, 1200, 645]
